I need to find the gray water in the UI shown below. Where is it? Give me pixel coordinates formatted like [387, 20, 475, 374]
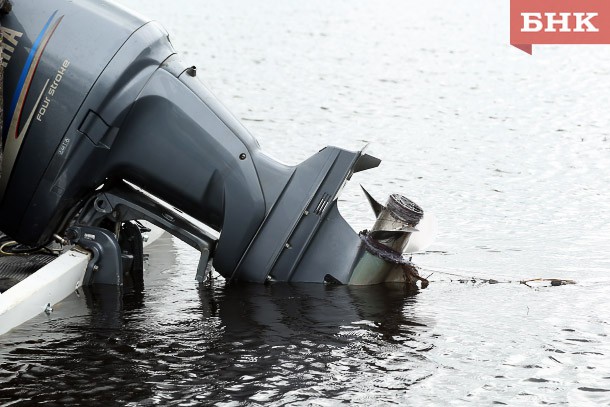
[2, 0, 610, 405]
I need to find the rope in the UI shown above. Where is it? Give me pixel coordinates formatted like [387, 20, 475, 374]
[0, 241, 19, 256]
[0, 240, 61, 256]
[420, 268, 576, 287]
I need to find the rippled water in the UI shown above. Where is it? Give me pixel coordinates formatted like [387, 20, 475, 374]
[2, 0, 610, 405]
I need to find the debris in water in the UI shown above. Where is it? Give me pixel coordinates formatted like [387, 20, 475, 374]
[423, 269, 577, 288]
[520, 278, 577, 288]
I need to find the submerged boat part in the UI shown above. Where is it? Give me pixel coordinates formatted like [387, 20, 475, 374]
[361, 187, 437, 254]
[348, 233, 429, 287]
[0, 0, 433, 290]
[348, 191, 432, 286]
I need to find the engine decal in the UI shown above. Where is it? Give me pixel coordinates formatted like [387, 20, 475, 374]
[0, 11, 64, 200]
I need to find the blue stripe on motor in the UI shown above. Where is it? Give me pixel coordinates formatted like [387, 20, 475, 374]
[3, 11, 58, 143]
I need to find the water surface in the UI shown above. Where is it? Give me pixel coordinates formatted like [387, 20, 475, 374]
[1, 0, 610, 405]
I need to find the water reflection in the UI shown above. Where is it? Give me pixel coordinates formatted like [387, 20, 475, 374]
[0, 275, 427, 405]
[193, 282, 428, 403]
[204, 282, 423, 344]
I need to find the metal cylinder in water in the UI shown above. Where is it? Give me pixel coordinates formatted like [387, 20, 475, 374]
[348, 194, 426, 286]
[348, 232, 426, 286]
[348, 233, 406, 285]
[371, 194, 424, 253]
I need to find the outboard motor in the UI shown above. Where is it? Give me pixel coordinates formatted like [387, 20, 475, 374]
[0, 0, 434, 286]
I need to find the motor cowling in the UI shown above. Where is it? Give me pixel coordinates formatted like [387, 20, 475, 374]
[0, 0, 175, 244]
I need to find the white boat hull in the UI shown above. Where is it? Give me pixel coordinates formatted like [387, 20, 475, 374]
[0, 250, 90, 335]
